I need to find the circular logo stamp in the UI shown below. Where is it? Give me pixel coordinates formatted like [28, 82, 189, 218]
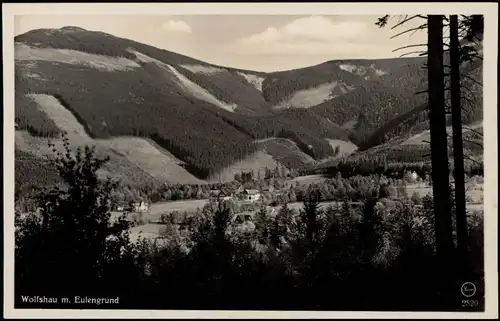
[461, 282, 477, 297]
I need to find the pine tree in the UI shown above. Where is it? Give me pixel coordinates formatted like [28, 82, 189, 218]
[16, 137, 140, 299]
[428, 15, 454, 262]
[254, 205, 270, 245]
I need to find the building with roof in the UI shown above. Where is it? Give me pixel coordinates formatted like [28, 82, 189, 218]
[240, 189, 261, 202]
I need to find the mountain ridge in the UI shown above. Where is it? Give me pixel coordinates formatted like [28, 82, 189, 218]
[14, 26, 483, 191]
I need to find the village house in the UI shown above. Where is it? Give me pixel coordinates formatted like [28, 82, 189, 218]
[240, 189, 261, 202]
[130, 200, 150, 213]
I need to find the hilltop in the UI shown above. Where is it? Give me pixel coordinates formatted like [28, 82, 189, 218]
[14, 26, 483, 192]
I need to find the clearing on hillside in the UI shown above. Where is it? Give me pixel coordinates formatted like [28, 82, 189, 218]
[237, 72, 265, 92]
[28, 93, 92, 143]
[19, 93, 206, 185]
[209, 150, 287, 182]
[273, 82, 341, 110]
[167, 64, 238, 112]
[15, 42, 140, 72]
[127, 49, 237, 112]
[15, 130, 156, 185]
[100, 137, 207, 185]
[402, 123, 483, 146]
[324, 139, 359, 156]
[179, 64, 226, 75]
[288, 174, 329, 187]
[338, 63, 387, 77]
[257, 137, 316, 169]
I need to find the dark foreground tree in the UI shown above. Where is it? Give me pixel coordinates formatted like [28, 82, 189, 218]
[449, 14, 468, 265]
[427, 15, 455, 308]
[15, 137, 141, 305]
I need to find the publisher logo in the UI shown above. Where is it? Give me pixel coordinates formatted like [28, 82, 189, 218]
[461, 282, 476, 298]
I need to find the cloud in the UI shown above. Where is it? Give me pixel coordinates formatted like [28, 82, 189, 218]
[233, 15, 426, 58]
[161, 20, 192, 33]
[237, 16, 368, 46]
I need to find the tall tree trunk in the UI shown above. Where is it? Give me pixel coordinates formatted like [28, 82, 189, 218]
[427, 15, 454, 260]
[450, 14, 468, 264]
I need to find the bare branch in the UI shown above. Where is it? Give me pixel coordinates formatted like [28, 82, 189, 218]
[392, 43, 428, 53]
[399, 50, 427, 58]
[391, 14, 427, 30]
[415, 90, 428, 95]
[464, 155, 483, 167]
[390, 24, 428, 39]
[463, 139, 484, 148]
[463, 74, 483, 87]
[463, 127, 483, 137]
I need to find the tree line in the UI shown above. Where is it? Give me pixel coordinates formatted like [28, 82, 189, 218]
[14, 145, 484, 310]
[376, 13, 484, 300]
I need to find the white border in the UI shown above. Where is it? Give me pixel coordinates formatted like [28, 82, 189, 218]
[3, 2, 498, 319]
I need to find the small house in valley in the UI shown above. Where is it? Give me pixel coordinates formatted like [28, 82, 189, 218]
[129, 200, 150, 213]
[241, 189, 261, 202]
[114, 204, 126, 212]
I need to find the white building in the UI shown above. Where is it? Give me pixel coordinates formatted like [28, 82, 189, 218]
[241, 189, 261, 202]
[132, 201, 150, 213]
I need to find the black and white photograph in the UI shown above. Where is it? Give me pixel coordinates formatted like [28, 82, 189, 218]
[3, 2, 498, 319]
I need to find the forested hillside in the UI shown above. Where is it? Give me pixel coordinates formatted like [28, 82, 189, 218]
[14, 26, 483, 188]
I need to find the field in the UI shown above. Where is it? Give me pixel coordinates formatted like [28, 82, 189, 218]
[289, 174, 329, 186]
[123, 199, 341, 243]
[405, 180, 484, 212]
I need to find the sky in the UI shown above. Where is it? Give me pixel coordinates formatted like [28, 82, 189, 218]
[14, 14, 428, 72]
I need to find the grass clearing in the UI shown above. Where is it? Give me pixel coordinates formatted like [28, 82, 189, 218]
[16, 93, 205, 185]
[179, 64, 226, 75]
[289, 174, 329, 186]
[258, 137, 316, 169]
[15, 42, 140, 72]
[324, 139, 358, 156]
[127, 49, 238, 112]
[100, 137, 206, 185]
[210, 150, 284, 183]
[237, 72, 265, 92]
[402, 122, 483, 146]
[274, 82, 340, 110]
